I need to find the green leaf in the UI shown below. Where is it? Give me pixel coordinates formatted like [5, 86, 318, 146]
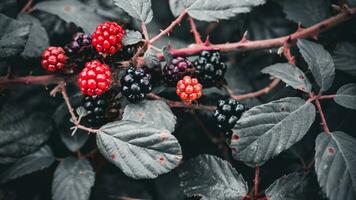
[0, 146, 55, 183]
[17, 13, 49, 59]
[262, 63, 312, 92]
[178, 154, 248, 200]
[347, 0, 356, 6]
[169, 0, 185, 17]
[143, 47, 159, 68]
[123, 100, 176, 132]
[282, 0, 331, 27]
[333, 42, 356, 76]
[0, 0, 16, 13]
[297, 39, 335, 91]
[334, 83, 356, 110]
[230, 97, 316, 166]
[122, 30, 142, 46]
[0, 13, 31, 59]
[113, 0, 153, 24]
[97, 120, 182, 179]
[315, 132, 356, 200]
[184, 0, 266, 22]
[0, 106, 53, 164]
[33, 0, 105, 33]
[266, 172, 316, 200]
[52, 157, 95, 200]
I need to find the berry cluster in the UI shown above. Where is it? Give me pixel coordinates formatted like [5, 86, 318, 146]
[163, 57, 194, 85]
[176, 76, 203, 103]
[64, 32, 92, 56]
[121, 67, 152, 103]
[41, 47, 67, 72]
[193, 50, 227, 87]
[92, 21, 125, 55]
[213, 99, 246, 134]
[78, 60, 112, 96]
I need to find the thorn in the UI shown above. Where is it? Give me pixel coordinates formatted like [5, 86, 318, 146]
[331, 4, 342, 12]
[277, 46, 284, 56]
[204, 36, 211, 45]
[297, 23, 305, 32]
[240, 31, 249, 43]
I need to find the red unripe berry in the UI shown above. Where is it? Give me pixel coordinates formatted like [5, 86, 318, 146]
[92, 21, 125, 55]
[78, 60, 112, 96]
[176, 76, 203, 104]
[41, 47, 67, 72]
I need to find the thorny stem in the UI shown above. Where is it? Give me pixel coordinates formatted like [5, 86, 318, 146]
[315, 98, 331, 134]
[20, 0, 33, 13]
[149, 10, 188, 44]
[146, 93, 216, 111]
[188, 17, 203, 44]
[157, 7, 356, 59]
[254, 166, 260, 199]
[0, 74, 75, 87]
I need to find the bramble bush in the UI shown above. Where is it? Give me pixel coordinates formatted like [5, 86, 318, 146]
[0, 0, 356, 200]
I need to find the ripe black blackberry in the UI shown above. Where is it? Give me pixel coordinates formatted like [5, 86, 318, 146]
[193, 50, 227, 87]
[120, 67, 152, 103]
[213, 99, 246, 135]
[163, 57, 194, 85]
[82, 91, 121, 127]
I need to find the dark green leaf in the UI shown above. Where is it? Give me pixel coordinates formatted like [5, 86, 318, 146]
[17, 13, 49, 59]
[53, 94, 89, 152]
[0, 13, 31, 59]
[97, 120, 182, 179]
[184, 0, 266, 22]
[123, 100, 176, 132]
[347, 0, 356, 6]
[297, 39, 335, 91]
[333, 42, 356, 76]
[178, 154, 248, 200]
[230, 97, 316, 166]
[33, 0, 105, 33]
[113, 0, 153, 24]
[162, 47, 174, 68]
[0, 0, 16, 13]
[169, 0, 185, 17]
[122, 30, 142, 46]
[0, 106, 53, 164]
[266, 172, 316, 200]
[315, 131, 356, 200]
[262, 63, 312, 92]
[282, 0, 331, 27]
[334, 83, 356, 110]
[0, 146, 55, 183]
[52, 157, 95, 200]
[144, 47, 159, 68]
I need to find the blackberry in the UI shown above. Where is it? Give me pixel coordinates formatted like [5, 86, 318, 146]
[163, 57, 194, 85]
[213, 99, 246, 134]
[193, 50, 227, 87]
[82, 90, 120, 127]
[64, 32, 92, 56]
[120, 67, 152, 103]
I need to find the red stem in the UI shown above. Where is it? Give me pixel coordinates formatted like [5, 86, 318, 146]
[254, 166, 260, 199]
[232, 79, 281, 101]
[157, 7, 356, 59]
[20, 0, 33, 13]
[317, 94, 336, 100]
[315, 99, 331, 134]
[0, 74, 74, 86]
[188, 17, 203, 44]
[150, 10, 188, 44]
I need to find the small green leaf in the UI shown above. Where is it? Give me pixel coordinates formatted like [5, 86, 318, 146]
[184, 0, 266, 22]
[123, 100, 176, 133]
[52, 157, 95, 200]
[178, 154, 248, 200]
[122, 30, 142, 46]
[297, 39, 335, 91]
[33, 0, 105, 33]
[334, 83, 356, 110]
[333, 42, 356, 76]
[97, 120, 182, 179]
[144, 47, 159, 68]
[262, 63, 312, 92]
[230, 97, 316, 166]
[0, 146, 55, 183]
[0, 13, 31, 59]
[113, 0, 153, 24]
[315, 131, 356, 200]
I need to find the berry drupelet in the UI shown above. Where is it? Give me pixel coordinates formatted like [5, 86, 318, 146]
[193, 50, 227, 87]
[41, 47, 67, 72]
[176, 76, 203, 104]
[214, 99, 246, 134]
[120, 67, 152, 103]
[78, 60, 112, 96]
[163, 57, 195, 85]
[92, 21, 125, 55]
[82, 90, 121, 127]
